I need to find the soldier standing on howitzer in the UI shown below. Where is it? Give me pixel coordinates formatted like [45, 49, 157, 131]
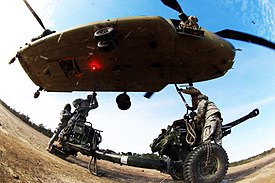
[179, 87, 223, 145]
[46, 103, 73, 151]
[55, 92, 99, 147]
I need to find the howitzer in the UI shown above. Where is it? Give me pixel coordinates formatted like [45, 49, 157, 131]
[222, 108, 259, 137]
[50, 106, 259, 182]
[90, 109, 260, 172]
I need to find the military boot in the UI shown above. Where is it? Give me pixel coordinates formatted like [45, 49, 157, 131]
[53, 138, 63, 148]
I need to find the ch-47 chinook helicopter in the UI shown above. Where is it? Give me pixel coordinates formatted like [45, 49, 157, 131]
[10, 0, 275, 110]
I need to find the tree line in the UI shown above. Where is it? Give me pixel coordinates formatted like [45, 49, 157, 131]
[0, 99, 53, 137]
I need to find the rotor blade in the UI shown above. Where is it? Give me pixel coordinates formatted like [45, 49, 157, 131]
[144, 92, 155, 99]
[161, 0, 183, 13]
[215, 29, 275, 50]
[23, 0, 46, 30]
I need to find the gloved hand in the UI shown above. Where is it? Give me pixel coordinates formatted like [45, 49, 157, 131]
[177, 88, 183, 92]
[186, 104, 195, 111]
[190, 111, 197, 119]
[92, 92, 97, 97]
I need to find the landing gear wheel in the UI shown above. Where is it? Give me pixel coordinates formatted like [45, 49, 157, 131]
[94, 27, 115, 41]
[116, 93, 131, 110]
[183, 143, 228, 183]
[34, 91, 40, 98]
[94, 27, 116, 51]
[34, 87, 43, 98]
[97, 41, 114, 51]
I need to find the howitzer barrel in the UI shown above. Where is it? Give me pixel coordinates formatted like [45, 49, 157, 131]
[224, 108, 259, 128]
[94, 150, 167, 171]
[222, 108, 259, 137]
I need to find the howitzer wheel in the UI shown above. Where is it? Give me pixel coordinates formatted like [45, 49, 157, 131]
[183, 143, 228, 183]
[169, 147, 191, 181]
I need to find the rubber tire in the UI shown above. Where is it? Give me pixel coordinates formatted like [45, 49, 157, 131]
[97, 41, 114, 51]
[94, 27, 115, 41]
[183, 143, 228, 183]
[34, 91, 40, 98]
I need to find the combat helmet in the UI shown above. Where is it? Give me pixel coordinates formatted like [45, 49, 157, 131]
[188, 15, 198, 23]
[72, 98, 82, 108]
[64, 103, 71, 111]
[181, 86, 201, 96]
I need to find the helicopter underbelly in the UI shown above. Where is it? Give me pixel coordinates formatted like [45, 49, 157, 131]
[173, 30, 235, 83]
[17, 16, 234, 93]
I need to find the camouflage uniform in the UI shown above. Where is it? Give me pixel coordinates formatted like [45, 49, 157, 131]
[58, 93, 98, 141]
[56, 107, 73, 132]
[181, 87, 223, 145]
[47, 104, 72, 150]
[178, 15, 199, 31]
[69, 95, 98, 123]
[196, 94, 222, 145]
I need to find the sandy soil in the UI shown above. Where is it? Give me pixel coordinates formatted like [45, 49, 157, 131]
[226, 153, 275, 183]
[0, 104, 274, 183]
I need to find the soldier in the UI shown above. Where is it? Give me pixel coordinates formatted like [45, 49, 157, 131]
[179, 87, 223, 145]
[46, 103, 73, 151]
[69, 92, 98, 122]
[178, 15, 199, 31]
[56, 92, 98, 146]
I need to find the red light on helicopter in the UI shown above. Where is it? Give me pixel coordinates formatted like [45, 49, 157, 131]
[88, 59, 101, 71]
[91, 65, 97, 70]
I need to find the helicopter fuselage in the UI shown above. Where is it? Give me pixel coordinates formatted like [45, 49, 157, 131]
[17, 16, 235, 93]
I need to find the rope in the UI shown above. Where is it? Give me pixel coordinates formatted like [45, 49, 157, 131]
[205, 143, 212, 166]
[185, 120, 196, 145]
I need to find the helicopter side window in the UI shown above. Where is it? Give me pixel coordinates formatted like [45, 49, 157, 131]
[59, 59, 83, 79]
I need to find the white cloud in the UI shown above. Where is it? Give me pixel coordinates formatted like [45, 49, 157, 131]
[215, 0, 275, 42]
[223, 95, 275, 123]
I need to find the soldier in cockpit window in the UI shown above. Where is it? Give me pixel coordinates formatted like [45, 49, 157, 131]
[178, 15, 199, 31]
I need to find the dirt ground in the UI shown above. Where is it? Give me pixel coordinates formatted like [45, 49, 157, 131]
[0, 104, 274, 183]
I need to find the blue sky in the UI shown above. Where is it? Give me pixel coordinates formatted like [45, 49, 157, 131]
[0, 0, 274, 162]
